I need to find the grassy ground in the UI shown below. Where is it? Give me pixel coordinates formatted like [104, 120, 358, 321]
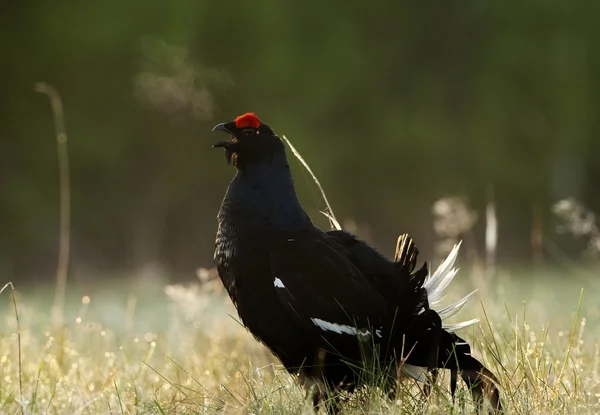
[1, 267, 600, 414]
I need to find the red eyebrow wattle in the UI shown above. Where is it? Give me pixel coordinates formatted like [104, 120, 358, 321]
[235, 113, 261, 129]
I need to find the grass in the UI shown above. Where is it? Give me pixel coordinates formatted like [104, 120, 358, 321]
[1, 268, 600, 414]
[25, 82, 600, 413]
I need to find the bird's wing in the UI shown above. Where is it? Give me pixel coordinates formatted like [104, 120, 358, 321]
[326, 230, 396, 277]
[269, 234, 388, 341]
[326, 230, 428, 315]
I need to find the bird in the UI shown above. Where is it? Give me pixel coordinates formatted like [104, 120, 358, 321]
[211, 112, 502, 413]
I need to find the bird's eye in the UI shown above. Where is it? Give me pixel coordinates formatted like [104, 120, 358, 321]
[242, 128, 256, 135]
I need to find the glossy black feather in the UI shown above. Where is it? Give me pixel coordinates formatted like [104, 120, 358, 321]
[211, 117, 502, 413]
[270, 235, 388, 329]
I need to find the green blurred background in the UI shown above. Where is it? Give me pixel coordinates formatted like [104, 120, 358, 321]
[2, 1, 599, 284]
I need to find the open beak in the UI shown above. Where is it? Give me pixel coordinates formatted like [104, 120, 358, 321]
[212, 121, 236, 147]
[212, 122, 232, 133]
[213, 140, 236, 164]
[212, 122, 238, 164]
[213, 141, 234, 164]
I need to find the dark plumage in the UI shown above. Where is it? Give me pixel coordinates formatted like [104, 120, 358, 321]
[211, 113, 502, 413]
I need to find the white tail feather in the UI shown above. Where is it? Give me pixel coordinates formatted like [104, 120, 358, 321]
[443, 317, 480, 332]
[402, 243, 478, 381]
[427, 268, 458, 307]
[437, 289, 478, 320]
[425, 241, 478, 331]
[423, 242, 461, 300]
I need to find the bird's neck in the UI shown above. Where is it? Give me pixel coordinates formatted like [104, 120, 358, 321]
[219, 148, 313, 234]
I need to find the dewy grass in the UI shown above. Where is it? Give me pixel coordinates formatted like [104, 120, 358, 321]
[0, 276, 599, 414]
[0, 282, 23, 414]
[2, 134, 598, 413]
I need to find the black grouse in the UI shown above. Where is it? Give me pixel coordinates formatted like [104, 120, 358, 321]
[212, 113, 502, 413]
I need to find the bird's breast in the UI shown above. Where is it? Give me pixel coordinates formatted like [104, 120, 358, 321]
[213, 219, 240, 291]
[214, 230, 236, 262]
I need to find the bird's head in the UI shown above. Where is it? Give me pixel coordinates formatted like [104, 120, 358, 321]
[212, 113, 282, 168]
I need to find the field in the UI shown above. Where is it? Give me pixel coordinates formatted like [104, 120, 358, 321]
[1, 265, 600, 414]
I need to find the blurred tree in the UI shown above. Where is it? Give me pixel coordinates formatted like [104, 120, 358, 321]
[1, 0, 599, 282]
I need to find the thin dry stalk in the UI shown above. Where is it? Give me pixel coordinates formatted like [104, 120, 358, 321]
[281, 135, 341, 231]
[34, 82, 71, 327]
[1, 282, 23, 414]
